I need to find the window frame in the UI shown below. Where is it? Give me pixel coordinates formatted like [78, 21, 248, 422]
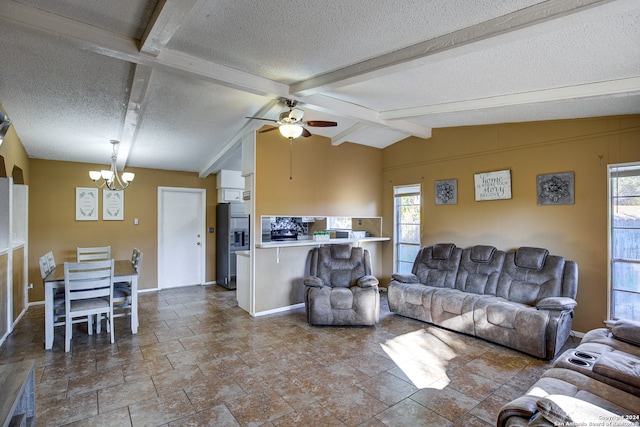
[393, 184, 421, 274]
[607, 161, 640, 322]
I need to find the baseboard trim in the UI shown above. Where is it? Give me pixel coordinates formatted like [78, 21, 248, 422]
[571, 329, 585, 339]
[254, 303, 305, 317]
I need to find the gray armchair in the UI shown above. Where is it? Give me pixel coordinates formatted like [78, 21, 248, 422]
[304, 245, 380, 326]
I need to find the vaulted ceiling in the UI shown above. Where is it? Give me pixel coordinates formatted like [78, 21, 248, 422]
[0, 0, 638, 176]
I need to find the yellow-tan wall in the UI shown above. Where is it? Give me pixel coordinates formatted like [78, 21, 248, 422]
[252, 130, 384, 312]
[28, 159, 218, 301]
[0, 112, 29, 183]
[256, 130, 383, 218]
[381, 115, 640, 333]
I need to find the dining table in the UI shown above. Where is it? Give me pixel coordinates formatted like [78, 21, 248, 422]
[42, 259, 139, 350]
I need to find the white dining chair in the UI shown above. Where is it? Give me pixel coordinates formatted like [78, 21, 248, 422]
[40, 253, 96, 340]
[63, 260, 115, 353]
[113, 249, 143, 322]
[77, 246, 111, 262]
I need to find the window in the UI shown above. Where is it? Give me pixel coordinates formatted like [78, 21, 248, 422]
[394, 185, 421, 273]
[609, 162, 640, 321]
[327, 216, 352, 230]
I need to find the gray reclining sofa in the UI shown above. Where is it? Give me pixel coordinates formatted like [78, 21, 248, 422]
[388, 243, 578, 359]
[498, 319, 640, 426]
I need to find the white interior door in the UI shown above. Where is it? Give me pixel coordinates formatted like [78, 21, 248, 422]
[158, 187, 206, 289]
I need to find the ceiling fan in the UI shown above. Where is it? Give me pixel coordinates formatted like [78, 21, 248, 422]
[246, 99, 337, 139]
[0, 110, 11, 145]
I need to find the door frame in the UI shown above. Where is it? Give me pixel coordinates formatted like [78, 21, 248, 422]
[157, 186, 206, 289]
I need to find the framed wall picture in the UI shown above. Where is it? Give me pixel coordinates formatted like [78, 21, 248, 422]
[76, 187, 98, 220]
[435, 179, 457, 205]
[103, 190, 124, 220]
[537, 171, 574, 205]
[474, 169, 512, 201]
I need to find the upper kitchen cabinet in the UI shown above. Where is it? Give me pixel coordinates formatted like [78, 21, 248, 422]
[217, 169, 244, 203]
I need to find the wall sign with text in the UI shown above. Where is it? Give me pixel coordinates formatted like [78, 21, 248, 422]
[474, 169, 512, 201]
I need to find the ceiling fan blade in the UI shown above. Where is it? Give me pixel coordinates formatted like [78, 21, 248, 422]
[301, 128, 312, 138]
[245, 116, 278, 123]
[259, 126, 279, 134]
[305, 121, 338, 127]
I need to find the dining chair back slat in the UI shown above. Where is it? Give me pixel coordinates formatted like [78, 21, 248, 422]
[39, 255, 50, 280]
[64, 260, 115, 353]
[132, 248, 143, 273]
[77, 246, 111, 262]
[45, 251, 55, 271]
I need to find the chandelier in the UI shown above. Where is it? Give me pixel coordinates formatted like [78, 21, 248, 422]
[89, 139, 135, 190]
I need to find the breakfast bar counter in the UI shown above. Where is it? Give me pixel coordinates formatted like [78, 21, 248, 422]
[256, 236, 389, 249]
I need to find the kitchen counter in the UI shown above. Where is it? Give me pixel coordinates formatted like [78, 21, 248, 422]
[256, 236, 389, 249]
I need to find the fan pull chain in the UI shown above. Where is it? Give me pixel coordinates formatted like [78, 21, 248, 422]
[289, 138, 293, 180]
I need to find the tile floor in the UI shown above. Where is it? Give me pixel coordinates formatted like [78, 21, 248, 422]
[0, 286, 579, 426]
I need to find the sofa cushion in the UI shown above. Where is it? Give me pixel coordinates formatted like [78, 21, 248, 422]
[330, 244, 353, 259]
[331, 269, 354, 288]
[330, 287, 353, 310]
[441, 292, 466, 315]
[612, 319, 640, 347]
[515, 247, 548, 269]
[497, 250, 565, 305]
[405, 284, 426, 305]
[432, 243, 455, 260]
[592, 350, 640, 389]
[455, 246, 504, 295]
[470, 245, 496, 263]
[486, 302, 517, 329]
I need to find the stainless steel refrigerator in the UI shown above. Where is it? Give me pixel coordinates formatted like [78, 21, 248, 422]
[216, 203, 249, 289]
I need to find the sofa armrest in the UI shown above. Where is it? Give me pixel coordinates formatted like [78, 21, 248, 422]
[357, 275, 379, 288]
[303, 276, 324, 288]
[612, 319, 640, 346]
[536, 297, 577, 311]
[391, 273, 419, 283]
[497, 395, 540, 427]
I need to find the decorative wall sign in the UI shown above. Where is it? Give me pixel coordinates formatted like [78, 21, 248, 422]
[76, 187, 98, 220]
[435, 179, 457, 205]
[537, 171, 574, 205]
[474, 169, 512, 201]
[103, 190, 124, 220]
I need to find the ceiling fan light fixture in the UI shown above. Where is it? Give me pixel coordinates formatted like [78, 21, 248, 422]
[279, 123, 303, 139]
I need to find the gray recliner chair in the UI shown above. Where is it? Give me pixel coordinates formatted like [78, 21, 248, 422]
[304, 245, 380, 326]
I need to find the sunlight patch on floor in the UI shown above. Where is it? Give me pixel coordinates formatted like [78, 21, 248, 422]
[380, 329, 458, 389]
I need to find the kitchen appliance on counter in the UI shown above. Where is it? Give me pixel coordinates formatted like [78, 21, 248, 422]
[216, 203, 249, 289]
[270, 228, 298, 241]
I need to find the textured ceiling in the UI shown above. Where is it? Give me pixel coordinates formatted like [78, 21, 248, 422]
[0, 0, 638, 176]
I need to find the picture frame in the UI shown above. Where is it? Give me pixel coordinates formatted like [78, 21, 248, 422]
[75, 187, 98, 221]
[103, 190, 124, 220]
[435, 179, 457, 205]
[474, 169, 512, 201]
[537, 171, 574, 205]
